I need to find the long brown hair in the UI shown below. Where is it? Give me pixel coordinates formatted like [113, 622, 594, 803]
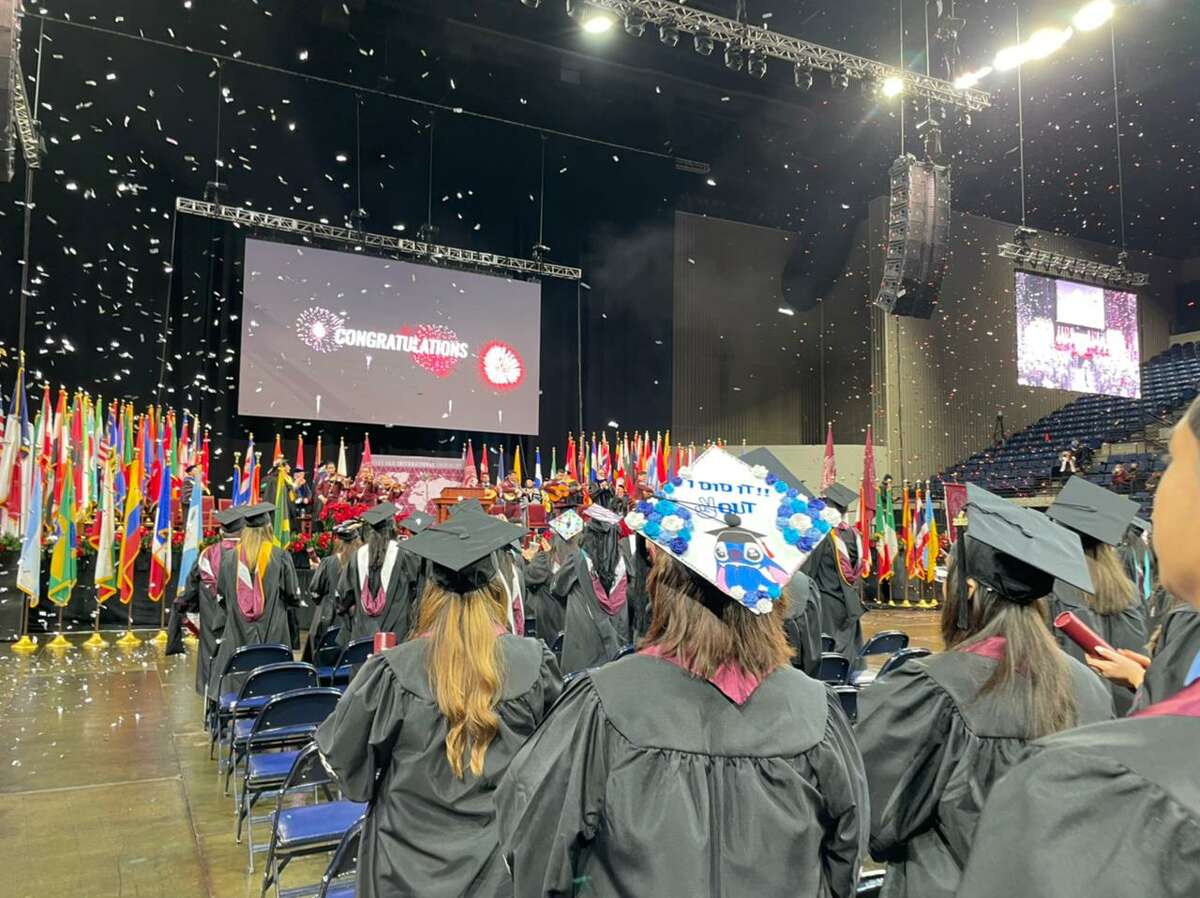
[941, 546, 1078, 739]
[1082, 540, 1137, 616]
[641, 552, 793, 681]
[334, 530, 361, 564]
[415, 578, 509, 779]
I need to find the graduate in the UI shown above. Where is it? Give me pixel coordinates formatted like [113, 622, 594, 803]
[207, 503, 301, 699]
[315, 512, 562, 898]
[799, 481, 867, 664]
[854, 484, 1114, 898]
[521, 534, 560, 648]
[624, 529, 654, 639]
[956, 398, 1200, 898]
[338, 502, 421, 641]
[579, 503, 633, 643]
[496, 447, 868, 898]
[301, 519, 360, 662]
[783, 567, 824, 676]
[552, 508, 625, 674]
[166, 505, 242, 695]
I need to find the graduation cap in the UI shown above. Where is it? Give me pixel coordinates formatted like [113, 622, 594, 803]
[333, 520, 362, 541]
[361, 502, 399, 530]
[823, 482, 859, 512]
[448, 498, 486, 518]
[398, 511, 433, 533]
[243, 502, 275, 528]
[402, 513, 528, 594]
[740, 448, 815, 499]
[1130, 516, 1151, 534]
[958, 483, 1093, 622]
[550, 509, 584, 541]
[1045, 476, 1140, 547]
[583, 504, 622, 525]
[214, 506, 246, 534]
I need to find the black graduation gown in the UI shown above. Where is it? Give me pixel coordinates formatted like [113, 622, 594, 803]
[800, 529, 865, 664]
[165, 541, 230, 696]
[956, 684, 1200, 898]
[625, 535, 653, 639]
[522, 552, 563, 648]
[855, 647, 1114, 898]
[302, 554, 351, 662]
[315, 635, 562, 898]
[558, 547, 624, 675]
[1050, 581, 1148, 714]
[1131, 606, 1200, 712]
[783, 568, 824, 677]
[495, 653, 869, 898]
[207, 546, 300, 699]
[339, 543, 422, 642]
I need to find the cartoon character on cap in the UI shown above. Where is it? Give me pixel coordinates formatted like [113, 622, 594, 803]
[712, 526, 791, 603]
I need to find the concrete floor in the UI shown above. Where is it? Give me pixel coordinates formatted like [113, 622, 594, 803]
[0, 608, 943, 898]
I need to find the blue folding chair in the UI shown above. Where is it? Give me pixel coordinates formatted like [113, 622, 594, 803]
[817, 652, 851, 685]
[316, 637, 374, 688]
[854, 630, 909, 669]
[260, 743, 367, 898]
[313, 626, 344, 669]
[221, 663, 321, 794]
[820, 634, 836, 653]
[317, 820, 362, 898]
[236, 688, 342, 869]
[832, 684, 859, 723]
[857, 870, 885, 897]
[610, 643, 636, 662]
[550, 631, 565, 659]
[852, 645, 929, 687]
[207, 644, 294, 754]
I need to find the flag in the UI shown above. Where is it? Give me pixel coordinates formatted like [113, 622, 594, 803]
[912, 485, 931, 580]
[336, 438, 348, 477]
[94, 455, 117, 602]
[272, 433, 283, 463]
[148, 444, 173, 603]
[249, 450, 261, 504]
[177, 472, 202, 598]
[513, 444, 524, 485]
[200, 431, 210, 485]
[599, 436, 610, 481]
[943, 482, 969, 543]
[480, 443, 490, 485]
[462, 440, 479, 487]
[565, 435, 577, 481]
[295, 434, 305, 472]
[821, 422, 837, 492]
[359, 434, 374, 477]
[313, 435, 322, 481]
[231, 454, 244, 507]
[924, 493, 939, 583]
[534, 447, 543, 488]
[901, 484, 915, 578]
[550, 446, 558, 480]
[118, 449, 144, 604]
[497, 445, 505, 484]
[48, 455, 78, 606]
[657, 431, 669, 487]
[16, 467, 43, 607]
[858, 426, 877, 576]
[273, 466, 291, 546]
[0, 367, 26, 510]
[875, 482, 898, 581]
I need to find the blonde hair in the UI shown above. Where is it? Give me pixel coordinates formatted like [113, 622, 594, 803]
[1084, 541, 1137, 616]
[415, 578, 509, 779]
[239, 524, 273, 570]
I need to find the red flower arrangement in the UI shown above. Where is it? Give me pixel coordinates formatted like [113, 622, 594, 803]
[320, 501, 371, 525]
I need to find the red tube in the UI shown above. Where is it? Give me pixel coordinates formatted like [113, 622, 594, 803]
[1053, 611, 1113, 658]
[372, 632, 397, 655]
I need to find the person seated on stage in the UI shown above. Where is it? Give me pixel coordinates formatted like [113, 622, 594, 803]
[956, 397, 1200, 898]
[302, 519, 361, 662]
[855, 484, 1114, 898]
[338, 502, 421, 642]
[496, 451, 868, 898]
[292, 470, 312, 520]
[206, 503, 301, 699]
[799, 482, 868, 666]
[316, 512, 562, 898]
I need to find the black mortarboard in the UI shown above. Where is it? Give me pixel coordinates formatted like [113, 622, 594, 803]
[243, 502, 275, 528]
[448, 498, 486, 518]
[823, 482, 859, 512]
[740, 448, 815, 499]
[1046, 476, 1139, 546]
[1130, 516, 1151, 534]
[399, 511, 433, 533]
[959, 484, 1093, 613]
[361, 502, 399, 529]
[214, 507, 246, 533]
[402, 514, 528, 594]
[333, 520, 362, 541]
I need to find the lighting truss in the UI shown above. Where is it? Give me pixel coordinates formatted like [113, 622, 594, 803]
[998, 242, 1149, 289]
[175, 197, 583, 281]
[11, 59, 42, 170]
[583, 0, 990, 111]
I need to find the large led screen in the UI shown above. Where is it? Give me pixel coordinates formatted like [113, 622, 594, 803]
[1015, 271, 1140, 399]
[237, 239, 541, 434]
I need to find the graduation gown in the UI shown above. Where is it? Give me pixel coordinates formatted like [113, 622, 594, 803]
[558, 546, 625, 675]
[340, 542, 422, 642]
[522, 552, 562, 647]
[302, 554, 351, 662]
[1130, 605, 1200, 713]
[855, 643, 1115, 898]
[783, 568, 824, 677]
[494, 549, 528, 636]
[315, 635, 562, 898]
[800, 528, 865, 664]
[495, 653, 869, 898]
[1050, 581, 1148, 714]
[625, 535, 653, 639]
[207, 545, 300, 699]
[166, 539, 231, 694]
[956, 681, 1200, 898]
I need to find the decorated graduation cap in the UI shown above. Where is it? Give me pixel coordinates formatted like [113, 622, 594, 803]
[740, 448, 815, 500]
[399, 511, 433, 533]
[623, 446, 829, 615]
[333, 520, 362, 541]
[214, 506, 247, 534]
[823, 482, 858, 513]
[1045, 475, 1140, 546]
[956, 484, 1093, 627]
[402, 512, 528, 594]
[361, 502, 399, 530]
[550, 509, 584, 542]
[582, 504, 622, 525]
[243, 502, 275, 528]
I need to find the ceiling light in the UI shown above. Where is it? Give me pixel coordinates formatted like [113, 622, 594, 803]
[881, 76, 904, 97]
[1024, 26, 1073, 60]
[747, 50, 767, 79]
[694, 34, 714, 56]
[993, 44, 1028, 71]
[622, 13, 645, 36]
[793, 63, 813, 91]
[724, 44, 744, 72]
[582, 12, 614, 33]
[831, 68, 850, 90]
[658, 24, 679, 47]
[1073, 0, 1115, 32]
[335, 153, 348, 163]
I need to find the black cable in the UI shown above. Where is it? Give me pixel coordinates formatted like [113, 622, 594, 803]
[1015, 6, 1027, 228]
[155, 209, 180, 405]
[1109, 22, 1128, 253]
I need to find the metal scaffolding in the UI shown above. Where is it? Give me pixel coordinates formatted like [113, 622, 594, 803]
[998, 242, 1150, 289]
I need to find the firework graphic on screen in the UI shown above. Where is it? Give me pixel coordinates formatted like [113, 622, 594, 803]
[296, 307, 344, 353]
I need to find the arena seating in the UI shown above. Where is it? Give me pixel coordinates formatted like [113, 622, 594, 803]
[935, 341, 1199, 509]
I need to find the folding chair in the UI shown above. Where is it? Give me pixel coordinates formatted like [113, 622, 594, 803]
[832, 685, 859, 723]
[610, 643, 636, 662]
[854, 630, 909, 669]
[317, 820, 363, 898]
[817, 652, 851, 685]
[312, 627, 343, 670]
[208, 644, 294, 756]
[236, 688, 342, 869]
[857, 870, 885, 897]
[316, 637, 373, 688]
[820, 634, 836, 653]
[260, 744, 367, 898]
[222, 663, 321, 795]
[852, 645, 930, 687]
[550, 631, 565, 661]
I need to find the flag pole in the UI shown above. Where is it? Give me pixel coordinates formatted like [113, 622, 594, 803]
[11, 597, 36, 652]
[47, 605, 72, 650]
[153, 597, 169, 643]
[116, 600, 142, 646]
[83, 593, 108, 648]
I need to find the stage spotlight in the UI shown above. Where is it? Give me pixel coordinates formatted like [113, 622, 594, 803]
[958, 108, 972, 128]
[623, 13, 645, 36]
[993, 44, 1028, 71]
[659, 24, 679, 47]
[881, 76, 904, 98]
[694, 34, 714, 56]
[793, 63, 814, 91]
[520, 0, 540, 7]
[1073, 0, 1115, 32]
[724, 44, 744, 72]
[1025, 26, 1073, 60]
[582, 11, 614, 33]
[831, 68, 850, 90]
[747, 50, 767, 79]
[953, 66, 992, 89]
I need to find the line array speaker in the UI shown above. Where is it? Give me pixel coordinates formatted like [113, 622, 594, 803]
[875, 154, 951, 319]
[0, 0, 16, 184]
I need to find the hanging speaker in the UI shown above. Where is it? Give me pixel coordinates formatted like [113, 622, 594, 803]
[0, 0, 16, 183]
[875, 155, 951, 319]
